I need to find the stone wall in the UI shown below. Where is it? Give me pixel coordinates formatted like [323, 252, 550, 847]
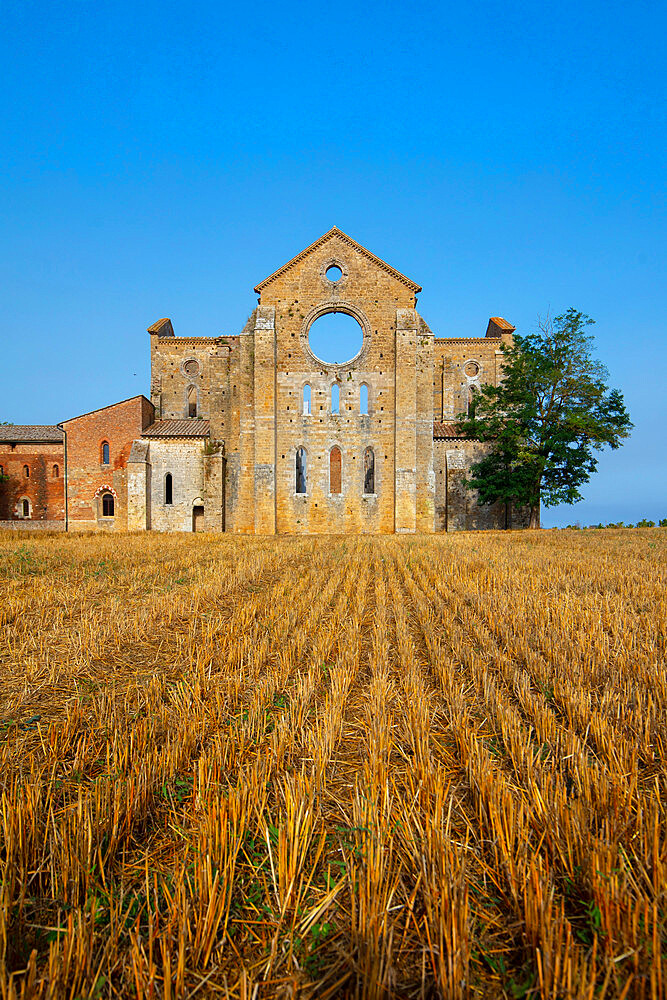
[434, 439, 529, 530]
[146, 438, 209, 533]
[257, 231, 420, 534]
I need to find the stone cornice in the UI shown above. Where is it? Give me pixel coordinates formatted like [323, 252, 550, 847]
[434, 337, 501, 344]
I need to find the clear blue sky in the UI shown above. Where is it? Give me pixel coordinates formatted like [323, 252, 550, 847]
[1, 0, 665, 526]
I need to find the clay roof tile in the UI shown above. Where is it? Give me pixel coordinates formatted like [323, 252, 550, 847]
[143, 419, 210, 438]
[0, 425, 63, 443]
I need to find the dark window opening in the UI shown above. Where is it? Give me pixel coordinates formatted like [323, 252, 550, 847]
[364, 448, 375, 494]
[165, 473, 173, 505]
[102, 493, 114, 517]
[330, 446, 342, 494]
[24, 465, 30, 478]
[187, 385, 197, 417]
[102, 442, 110, 465]
[296, 447, 307, 494]
[22, 499, 30, 517]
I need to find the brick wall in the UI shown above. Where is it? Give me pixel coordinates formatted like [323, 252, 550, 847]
[0, 443, 64, 521]
[61, 396, 153, 531]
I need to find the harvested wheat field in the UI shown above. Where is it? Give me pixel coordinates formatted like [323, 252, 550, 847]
[0, 530, 665, 1000]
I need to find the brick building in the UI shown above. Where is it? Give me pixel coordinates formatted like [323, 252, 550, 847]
[0, 426, 65, 528]
[60, 396, 154, 531]
[1, 229, 529, 533]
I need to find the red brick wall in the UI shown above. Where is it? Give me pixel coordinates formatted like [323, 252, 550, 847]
[62, 396, 154, 530]
[0, 443, 65, 521]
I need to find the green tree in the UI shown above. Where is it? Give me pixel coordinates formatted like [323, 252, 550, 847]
[457, 309, 632, 528]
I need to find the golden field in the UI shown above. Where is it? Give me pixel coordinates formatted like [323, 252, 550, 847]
[0, 530, 665, 1000]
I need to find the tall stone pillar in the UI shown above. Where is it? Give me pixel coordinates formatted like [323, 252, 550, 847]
[236, 324, 256, 533]
[415, 321, 435, 532]
[253, 306, 276, 534]
[127, 441, 151, 530]
[394, 309, 417, 533]
[204, 447, 226, 532]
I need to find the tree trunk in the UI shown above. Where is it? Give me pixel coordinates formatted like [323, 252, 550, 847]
[529, 502, 541, 529]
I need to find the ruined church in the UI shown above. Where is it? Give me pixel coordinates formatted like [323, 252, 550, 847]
[0, 229, 528, 533]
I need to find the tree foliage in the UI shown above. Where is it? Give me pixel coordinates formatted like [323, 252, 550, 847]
[457, 309, 632, 528]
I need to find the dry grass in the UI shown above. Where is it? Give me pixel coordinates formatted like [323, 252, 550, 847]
[0, 529, 665, 999]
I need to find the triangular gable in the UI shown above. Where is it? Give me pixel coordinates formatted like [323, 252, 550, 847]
[254, 227, 422, 294]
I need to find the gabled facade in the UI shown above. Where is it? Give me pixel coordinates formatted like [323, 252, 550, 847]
[141, 228, 525, 533]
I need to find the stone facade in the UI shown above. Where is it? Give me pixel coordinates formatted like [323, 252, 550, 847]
[2, 229, 531, 534]
[142, 228, 526, 533]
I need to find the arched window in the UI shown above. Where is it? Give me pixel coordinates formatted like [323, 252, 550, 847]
[52, 464, 59, 478]
[24, 465, 30, 479]
[360, 383, 369, 415]
[331, 383, 340, 414]
[303, 384, 311, 416]
[467, 384, 477, 414]
[187, 385, 197, 418]
[21, 498, 30, 518]
[329, 446, 342, 495]
[364, 447, 375, 495]
[295, 447, 307, 494]
[0, 464, 3, 475]
[165, 473, 173, 505]
[101, 441, 110, 465]
[102, 493, 114, 517]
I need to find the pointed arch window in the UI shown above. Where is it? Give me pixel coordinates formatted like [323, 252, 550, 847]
[329, 446, 342, 494]
[23, 465, 30, 479]
[303, 384, 311, 416]
[295, 447, 307, 494]
[165, 473, 173, 505]
[187, 385, 197, 418]
[364, 447, 375, 495]
[21, 498, 30, 518]
[52, 464, 59, 478]
[102, 493, 114, 517]
[360, 383, 369, 415]
[331, 383, 340, 414]
[101, 441, 110, 465]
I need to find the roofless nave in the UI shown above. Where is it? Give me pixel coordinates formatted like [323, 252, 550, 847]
[0, 228, 527, 532]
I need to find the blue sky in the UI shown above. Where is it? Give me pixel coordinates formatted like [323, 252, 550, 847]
[1, 0, 665, 526]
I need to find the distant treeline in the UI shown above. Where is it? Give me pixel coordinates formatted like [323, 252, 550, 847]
[559, 519, 667, 529]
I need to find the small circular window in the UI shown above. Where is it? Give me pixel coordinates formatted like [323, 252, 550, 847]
[465, 361, 480, 377]
[183, 359, 200, 376]
[325, 265, 343, 283]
